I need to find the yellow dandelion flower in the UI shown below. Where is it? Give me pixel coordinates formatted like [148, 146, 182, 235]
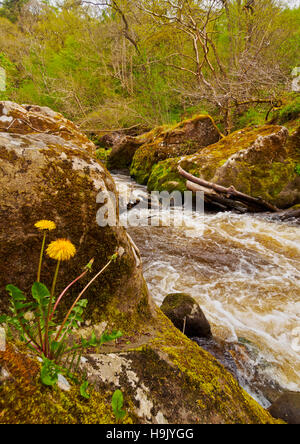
[46, 239, 76, 262]
[35, 220, 56, 231]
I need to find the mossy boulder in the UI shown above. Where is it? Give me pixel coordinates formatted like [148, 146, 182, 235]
[107, 125, 167, 170]
[148, 124, 300, 209]
[161, 293, 212, 339]
[0, 101, 152, 324]
[0, 311, 283, 424]
[130, 115, 222, 185]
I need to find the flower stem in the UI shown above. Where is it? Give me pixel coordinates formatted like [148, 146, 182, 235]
[37, 232, 47, 282]
[55, 258, 113, 343]
[50, 269, 88, 321]
[44, 260, 60, 355]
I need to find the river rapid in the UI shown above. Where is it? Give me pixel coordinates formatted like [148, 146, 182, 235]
[113, 173, 300, 407]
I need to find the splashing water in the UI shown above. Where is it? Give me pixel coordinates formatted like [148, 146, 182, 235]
[113, 173, 300, 405]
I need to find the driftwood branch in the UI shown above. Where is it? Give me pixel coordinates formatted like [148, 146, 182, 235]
[82, 124, 143, 134]
[178, 166, 279, 213]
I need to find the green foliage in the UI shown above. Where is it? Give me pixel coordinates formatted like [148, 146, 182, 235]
[279, 96, 300, 124]
[80, 380, 90, 400]
[0, 1, 299, 129]
[96, 148, 111, 165]
[295, 164, 300, 176]
[40, 357, 60, 387]
[0, 52, 17, 100]
[111, 389, 126, 422]
[0, 0, 28, 22]
[0, 219, 123, 393]
[235, 107, 266, 130]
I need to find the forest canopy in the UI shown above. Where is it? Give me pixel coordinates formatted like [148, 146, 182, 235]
[0, 0, 299, 132]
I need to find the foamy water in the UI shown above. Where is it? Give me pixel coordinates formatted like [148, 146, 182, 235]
[113, 173, 300, 405]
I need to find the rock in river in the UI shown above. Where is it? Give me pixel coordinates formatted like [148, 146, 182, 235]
[161, 293, 212, 338]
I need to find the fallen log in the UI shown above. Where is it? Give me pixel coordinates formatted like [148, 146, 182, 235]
[178, 166, 279, 213]
[186, 181, 248, 213]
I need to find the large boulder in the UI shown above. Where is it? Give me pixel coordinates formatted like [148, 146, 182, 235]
[130, 115, 222, 184]
[161, 293, 212, 339]
[0, 102, 95, 154]
[0, 310, 282, 424]
[107, 135, 144, 170]
[148, 124, 300, 208]
[0, 101, 151, 324]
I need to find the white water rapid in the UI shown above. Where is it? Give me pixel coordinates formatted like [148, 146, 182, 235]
[113, 173, 300, 407]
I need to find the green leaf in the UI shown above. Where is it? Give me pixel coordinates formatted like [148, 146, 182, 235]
[0, 315, 8, 324]
[88, 331, 98, 347]
[80, 380, 90, 400]
[6, 285, 26, 302]
[40, 358, 59, 387]
[100, 330, 122, 345]
[32, 282, 50, 307]
[112, 389, 126, 421]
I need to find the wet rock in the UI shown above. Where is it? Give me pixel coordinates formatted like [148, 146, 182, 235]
[161, 293, 212, 338]
[268, 391, 300, 424]
[97, 132, 125, 149]
[191, 337, 239, 380]
[148, 125, 300, 209]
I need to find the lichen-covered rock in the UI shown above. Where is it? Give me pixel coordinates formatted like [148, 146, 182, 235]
[79, 309, 282, 424]
[161, 293, 212, 339]
[130, 115, 222, 184]
[0, 101, 151, 323]
[0, 342, 133, 424]
[268, 392, 300, 424]
[0, 312, 282, 424]
[0, 102, 95, 154]
[148, 125, 300, 209]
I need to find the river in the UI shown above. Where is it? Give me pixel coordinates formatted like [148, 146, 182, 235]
[113, 173, 300, 407]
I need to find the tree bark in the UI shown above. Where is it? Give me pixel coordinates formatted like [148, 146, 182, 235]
[179, 166, 279, 213]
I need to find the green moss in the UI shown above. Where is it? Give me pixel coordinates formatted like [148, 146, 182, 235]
[0, 342, 136, 424]
[130, 114, 221, 185]
[146, 308, 283, 424]
[147, 124, 299, 208]
[96, 148, 111, 166]
[279, 95, 300, 124]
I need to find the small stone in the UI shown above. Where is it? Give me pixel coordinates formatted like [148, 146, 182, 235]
[57, 374, 71, 392]
[161, 293, 212, 339]
[268, 391, 300, 424]
[0, 367, 11, 383]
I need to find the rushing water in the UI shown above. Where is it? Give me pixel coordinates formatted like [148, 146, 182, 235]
[113, 173, 300, 406]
